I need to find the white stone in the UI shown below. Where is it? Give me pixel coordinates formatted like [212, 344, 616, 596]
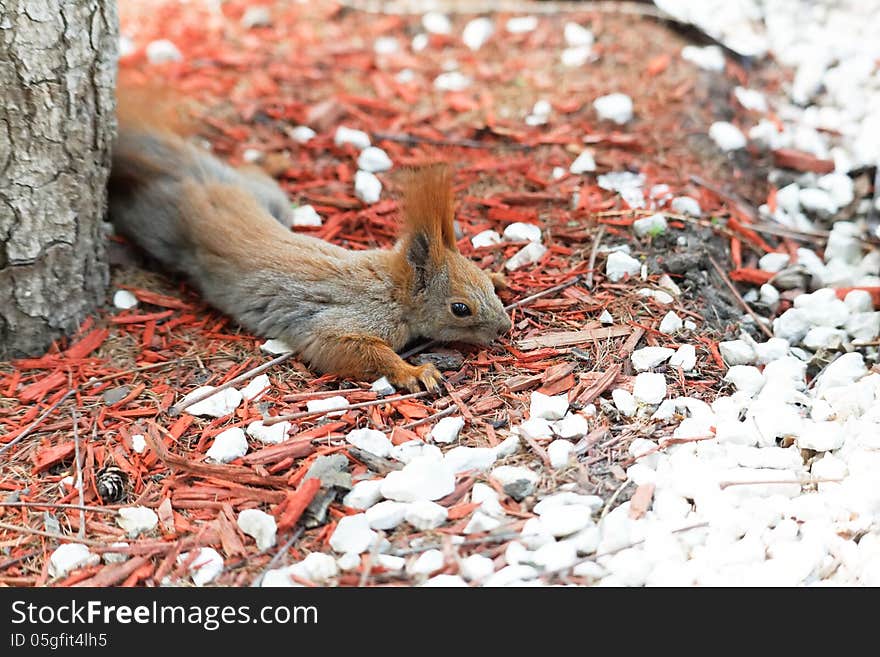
[799, 188, 838, 216]
[651, 399, 677, 421]
[381, 456, 456, 502]
[533, 541, 579, 571]
[551, 413, 589, 439]
[533, 492, 603, 515]
[113, 290, 138, 309]
[814, 353, 866, 393]
[179, 548, 223, 586]
[599, 309, 614, 324]
[405, 500, 448, 530]
[260, 338, 293, 355]
[354, 170, 382, 204]
[606, 251, 641, 282]
[844, 290, 874, 313]
[371, 377, 396, 396]
[334, 126, 371, 150]
[671, 196, 701, 216]
[724, 365, 764, 396]
[390, 440, 442, 464]
[335, 552, 361, 572]
[306, 395, 349, 416]
[632, 346, 675, 371]
[434, 71, 471, 91]
[773, 308, 811, 343]
[633, 372, 667, 405]
[547, 440, 574, 469]
[102, 542, 129, 565]
[484, 564, 540, 587]
[818, 173, 855, 209]
[759, 252, 790, 273]
[760, 284, 780, 306]
[471, 229, 502, 248]
[564, 21, 594, 47]
[682, 44, 725, 71]
[538, 505, 594, 537]
[409, 549, 444, 576]
[357, 147, 392, 173]
[411, 33, 428, 52]
[633, 213, 668, 237]
[846, 313, 880, 342]
[797, 421, 845, 452]
[506, 16, 538, 33]
[612, 388, 636, 416]
[493, 434, 520, 459]
[289, 204, 322, 227]
[290, 126, 316, 144]
[754, 338, 789, 365]
[460, 554, 495, 581]
[471, 482, 505, 518]
[637, 288, 675, 305]
[529, 391, 568, 421]
[241, 6, 272, 28]
[365, 500, 409, 530]
[117, 506, 158, 538]
[343, 479, 384, 510]
[183, 386, 242, 418]
[329, 514, 376, 554]
[429, 416, 465, 444]
[146, 39, 182, 64]
[346, 428, 393, 458]
[376, 554, 405, 572]
[776, 183, 801, 215]
[811, 453, 848, 480]
[48, 544, 98, 579]
[561, 46, 592, 67]
[709, 121, 747, 151]
[569, 150, 597, 174]
[462, 17, 494, 50]
[422, 12, 451, 34]
[659, 311, 683, 334]
[373, 36, 399, 55]
[292, 553, 339, 583]
[734, 86, 768, 112]
[594, 93, 633, 124]
[246, 419, 290, 445]
[803, 327, 847, 351]
[505, 242, 547, 271]
[669, 344, 696, 371]
[443, 443, 494, 472]
[464, 510, 503, 534]
[131, 434, 146, 454]
[237, 509, 277, 550]
[206, 427, 248, 463]
[503, 222, 542, 243]
[240, 374, 271, 402]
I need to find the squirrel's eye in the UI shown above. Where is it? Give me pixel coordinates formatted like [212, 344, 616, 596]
[451, 302, 472, 318]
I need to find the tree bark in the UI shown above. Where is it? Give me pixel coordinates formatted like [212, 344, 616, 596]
[0, 0, 117, 359]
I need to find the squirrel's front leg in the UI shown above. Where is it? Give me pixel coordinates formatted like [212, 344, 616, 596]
[303, 332, 441, 393]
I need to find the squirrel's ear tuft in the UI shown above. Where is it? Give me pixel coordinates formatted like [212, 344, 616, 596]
[405, 231, 431, 292]
[401, 163, 457, 259]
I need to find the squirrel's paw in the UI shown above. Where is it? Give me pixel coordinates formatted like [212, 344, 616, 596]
[389, 362, 442, 393]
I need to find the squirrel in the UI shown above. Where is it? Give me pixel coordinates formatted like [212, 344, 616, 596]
[106, 95, 512, 392]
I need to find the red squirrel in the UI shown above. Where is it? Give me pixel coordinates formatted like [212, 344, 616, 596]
[107, 94, 511, 391]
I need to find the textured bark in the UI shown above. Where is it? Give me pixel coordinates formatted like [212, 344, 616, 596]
[0, 0, 117, 359]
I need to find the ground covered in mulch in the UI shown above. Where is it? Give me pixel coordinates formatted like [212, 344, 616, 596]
[0, 0, 792, 586]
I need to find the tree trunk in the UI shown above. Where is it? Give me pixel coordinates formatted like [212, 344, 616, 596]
[0, 0, 117, 359]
